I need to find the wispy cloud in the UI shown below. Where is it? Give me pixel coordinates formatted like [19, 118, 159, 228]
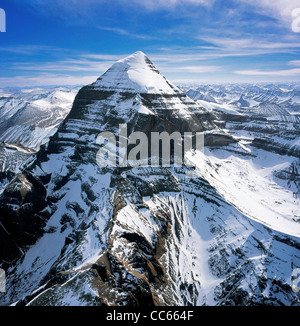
[19, 0, 213, 21]
[156, 64, 222, 75]
[126, 0, 213, 10]
[235, 58, 300, 77]
[199, 36, 300, 57]
[0, 74, 99, 88]
[22, 0, 213, 11]
[165, 65, 222, 73]
[5, 0, 300, 85]
[0, 50, 222, 86]
[82, 54, 126, 61]
[98, 26, 154, 40]
[12, 52, 221, 74]
[9, 42, 300, 85]
[235, 68, 300, 76]
[238, 0, 300, 27]
[13, 59, 116, 73]
[0, 45, 67, 55]
[147, 35, 300, 66]
[289, 60, 300, 66]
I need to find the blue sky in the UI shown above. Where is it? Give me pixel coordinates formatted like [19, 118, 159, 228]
[0, 0, 300, 87]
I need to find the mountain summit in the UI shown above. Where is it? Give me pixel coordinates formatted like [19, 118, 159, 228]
[46, 51, 215, 160]
[94, 51, 178, 94]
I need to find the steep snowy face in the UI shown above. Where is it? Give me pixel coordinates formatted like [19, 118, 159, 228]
[94, 51, 179, 95]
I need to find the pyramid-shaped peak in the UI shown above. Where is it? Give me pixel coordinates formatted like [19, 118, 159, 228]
[119, 51, 149, 65]
[114, 51, 154, 72]
[93, 51, 179, 94]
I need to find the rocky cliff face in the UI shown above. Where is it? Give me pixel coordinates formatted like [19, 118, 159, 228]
[0, 52, 299, 306]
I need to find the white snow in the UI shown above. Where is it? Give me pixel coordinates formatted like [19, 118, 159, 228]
[197, 99, 241, 115]
[94, 51, 179, 95]
[186, 146, 300, 238]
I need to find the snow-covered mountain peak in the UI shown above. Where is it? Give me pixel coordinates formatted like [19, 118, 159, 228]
[94, 51, 178, 94]
[69, 51, 212, 121]
[118, 50, 148, 67]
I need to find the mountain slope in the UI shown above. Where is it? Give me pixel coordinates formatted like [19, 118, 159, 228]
[0, 88, 77, 151]
[0, 87, 78, 194]
[0, 53, 299, 306]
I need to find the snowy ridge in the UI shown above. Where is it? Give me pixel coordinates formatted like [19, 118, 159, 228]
[0, 88, 78, 151]
[186, 146, 300, 238]
[94, 51, 180, 95]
